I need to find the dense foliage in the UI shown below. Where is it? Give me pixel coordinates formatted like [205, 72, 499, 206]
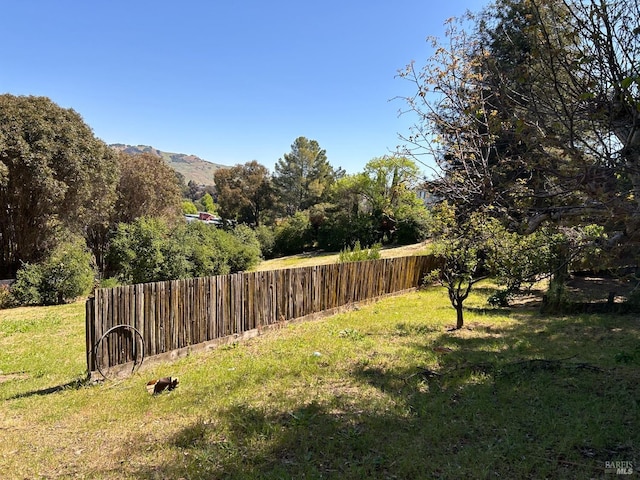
[397, 0, 640, 320]
[11, 237, 94, 305]
[214, 160, 275, 226]
[106, 218, 261, 284]
[0, 94, 118, 277]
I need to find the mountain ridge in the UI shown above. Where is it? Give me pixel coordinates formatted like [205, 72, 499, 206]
[110, 144, 228, 186]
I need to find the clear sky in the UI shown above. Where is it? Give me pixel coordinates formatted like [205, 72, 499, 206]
[1, 0, 488, 174]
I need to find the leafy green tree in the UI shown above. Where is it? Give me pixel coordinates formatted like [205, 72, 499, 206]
[222, 225, 262, 272]
[182, 200, 198, 214]
[172, 222, 229, 277]
[115, 151, 183, 224]
[106, 218, 262, 284]
[273, 137, 342, 215]
[318, 157, 429, 248]
[214, 161, 275, 225]
[361, 156, 429, 244]
[107, 217, 173, 284]
[273, 212, 312, 256]
[0, 94, 118, 276]
[255, 225, 277, 259]
[427, 203, 493, 329]
[201, 193, 216, 214]
[316, 175, 376, 250]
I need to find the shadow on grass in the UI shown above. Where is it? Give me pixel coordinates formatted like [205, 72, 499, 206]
[4, 375, 91, 400]
[129, 309, 639, 479]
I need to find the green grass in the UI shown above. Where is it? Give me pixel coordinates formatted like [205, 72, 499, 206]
[253, 242, 431, 271]
[0, 286, 638, 479]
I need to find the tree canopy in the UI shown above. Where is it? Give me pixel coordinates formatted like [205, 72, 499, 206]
[214, 160, 274, 226]
[115, 151, 183, 224]
[273, 137, 343, 215]
[399, 0, 640, 263]
[0, 94, 118, 276]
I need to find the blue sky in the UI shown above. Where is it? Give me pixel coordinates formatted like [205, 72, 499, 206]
[1, 0, 488, 174]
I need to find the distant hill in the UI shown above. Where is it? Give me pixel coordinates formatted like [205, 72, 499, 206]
[110, 144, 229, 186]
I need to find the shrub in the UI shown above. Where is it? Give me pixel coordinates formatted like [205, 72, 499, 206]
[100, 277, 120, 289]
[106, 218, 264, 284]
[316, 212, 377, 252]
[40, 239, 95, 304]
[487, 289, 514, 308]
[11, 263, 44, 305]
[394, 207, 431, 245]
[338, 241, 382, 263]
[107, 217, 173, 284]
[224, 225, 262, 272]
[179, 222, 230, 277]
[273, 212, 311, 256]
[11, 238, 95, 305]
[0, 284, 17, 309]
[255, 225, 276, 259]
[182, 200, 198, 214]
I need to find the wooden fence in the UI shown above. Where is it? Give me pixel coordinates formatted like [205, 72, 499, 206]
[85, 255, 440, 377]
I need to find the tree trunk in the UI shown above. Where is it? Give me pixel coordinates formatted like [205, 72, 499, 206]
[455, 303, 464, 329]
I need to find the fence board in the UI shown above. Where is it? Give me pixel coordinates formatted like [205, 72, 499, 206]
[86, 255, 440, 376]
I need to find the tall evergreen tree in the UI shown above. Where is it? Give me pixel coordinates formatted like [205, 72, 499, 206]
[273, 137, 341, 215]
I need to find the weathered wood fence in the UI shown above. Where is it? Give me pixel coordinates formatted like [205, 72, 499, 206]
[85, 255, 440, 377]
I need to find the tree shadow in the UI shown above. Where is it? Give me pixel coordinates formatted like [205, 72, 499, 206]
[4, 375, 91, 400]
[131, 400, 430, 479]
[126, 308, 639, 479]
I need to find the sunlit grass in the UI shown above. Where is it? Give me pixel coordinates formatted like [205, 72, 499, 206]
[0, 285, 638, 478]
[253, 242, 431, 271]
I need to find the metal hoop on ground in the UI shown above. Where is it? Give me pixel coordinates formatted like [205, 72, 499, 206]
[93, 324, 145, 379]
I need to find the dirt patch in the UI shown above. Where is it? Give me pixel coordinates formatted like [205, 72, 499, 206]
[0, 372, 29, 383]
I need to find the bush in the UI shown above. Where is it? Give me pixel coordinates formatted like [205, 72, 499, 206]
[106, 218, 264, 284]
[273, 212, 312, 256]
[487, 289, 514, 307]
[11, 238, 95, 305]
[394, 207, 431, 245]
[40, 239, 95, 304]
[100, 277, 120, 289]
[11, 263, 44, 305]
[178, 222, 230, 278]
[316, 212, 376, 252]
[255, 225, 276, 259]
[0, 284, 17, 309]
[338, 241, 382, 263]
[107, 217, 173, 284]
[224, 225, 262, 272]
[182, 200, 198, 214]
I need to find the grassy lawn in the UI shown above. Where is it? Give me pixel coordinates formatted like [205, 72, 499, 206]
[253, 242, 431, 271]
[1, 284, 639, 479]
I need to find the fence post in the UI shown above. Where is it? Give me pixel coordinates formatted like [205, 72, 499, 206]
[85, 294, 95, 374]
